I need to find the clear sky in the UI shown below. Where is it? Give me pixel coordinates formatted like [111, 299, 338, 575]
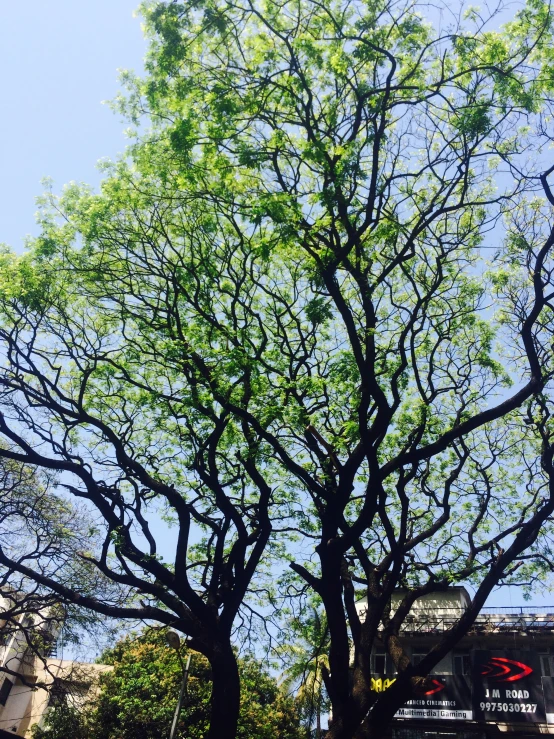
[0, 0, 147, 252]
[1, 1, 551, 614]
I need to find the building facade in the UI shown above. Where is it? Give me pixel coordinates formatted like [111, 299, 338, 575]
[357, 589, 554, 738]
[0, 600, 109, 736]
[0, 656, 110, 737]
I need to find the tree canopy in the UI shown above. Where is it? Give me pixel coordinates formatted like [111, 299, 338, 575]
[2, 0, 554, 736]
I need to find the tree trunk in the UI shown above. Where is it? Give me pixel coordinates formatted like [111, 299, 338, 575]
[206, 644, 241, 739]
[316, 695, 321, 737]
[326, 710, 393, 739]
[354, 710, 395, 739]
[325, 676, 411, 739]
[326, 715, 363, 739]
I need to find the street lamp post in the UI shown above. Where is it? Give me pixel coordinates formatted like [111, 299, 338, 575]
[166, 630, 192, 739]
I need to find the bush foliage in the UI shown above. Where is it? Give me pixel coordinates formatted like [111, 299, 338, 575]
[33, 631, 302, 739]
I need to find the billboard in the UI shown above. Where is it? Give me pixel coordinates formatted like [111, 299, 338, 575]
[394, 675, 472, 721]
[472, 650, 546, 724]
[369, 649, 553, 725]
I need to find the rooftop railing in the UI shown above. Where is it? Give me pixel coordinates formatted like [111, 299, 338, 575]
[480, 605, 554, 614]
[391, 607, 554, 633]
[356, 603, 554, 632]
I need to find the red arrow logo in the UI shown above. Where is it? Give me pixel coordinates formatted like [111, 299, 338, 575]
[481, 657, 533, 682]
[414, 679, 445, 696]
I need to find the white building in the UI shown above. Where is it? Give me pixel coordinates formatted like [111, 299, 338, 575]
[0, 598, 110, 736]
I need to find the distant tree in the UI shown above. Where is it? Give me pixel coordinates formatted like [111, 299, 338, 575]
[282, 606, 330, 737]
[32, 630, 301, 739]
[0, 456, 106, 684]
[2, 0, 554, 737]
[32, 705, 88, 739]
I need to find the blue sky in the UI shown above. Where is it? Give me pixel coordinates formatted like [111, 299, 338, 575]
[1, 1, 551, 613]
[0, 0, 146, 252]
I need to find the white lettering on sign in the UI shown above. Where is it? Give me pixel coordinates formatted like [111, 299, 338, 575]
[506, 690, 529, 699]
[395, 708, 473, 720]
[479, 701, 537, 714]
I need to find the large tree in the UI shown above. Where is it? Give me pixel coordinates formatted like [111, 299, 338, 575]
[0, 217, 284, 739]
[2, 0, 554, 737]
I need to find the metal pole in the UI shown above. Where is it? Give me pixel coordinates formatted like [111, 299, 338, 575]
[169, 653, 191, 739]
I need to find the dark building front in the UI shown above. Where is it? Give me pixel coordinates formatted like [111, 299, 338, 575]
[357, 588, 554, 737]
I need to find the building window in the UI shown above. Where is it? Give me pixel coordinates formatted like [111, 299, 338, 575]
[0, 678, 14, 706]
[541, 654, 554, 677]
[373, 653, 386, 674]
[453, 653, 471, 675]
[372, 652, 395, 675]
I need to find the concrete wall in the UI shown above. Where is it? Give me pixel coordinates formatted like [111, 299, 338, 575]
[0, 598, 80, 735]
[0, 657, 111, 737]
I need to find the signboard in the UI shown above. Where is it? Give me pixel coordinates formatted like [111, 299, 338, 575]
[369, 675, 472, 720]
[472, 650, 546, 724]
[369, 650, 551, 725]
[395, 675, 472, 721]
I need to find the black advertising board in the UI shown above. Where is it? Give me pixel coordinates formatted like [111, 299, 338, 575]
[369, 675, 472, 720]
[472, 650, 546, 723]
[394, 675, 473, 721]
[369, 652, 553, 725]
